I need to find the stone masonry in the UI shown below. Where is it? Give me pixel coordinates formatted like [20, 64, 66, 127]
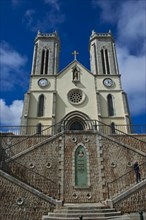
[0, 131, 146, 219]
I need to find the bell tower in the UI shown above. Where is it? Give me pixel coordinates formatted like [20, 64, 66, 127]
[89, 30, 131, 132]
[31, 31, 60, 75]
[21, 31, 60, 135]
[89, 30, 119, 75]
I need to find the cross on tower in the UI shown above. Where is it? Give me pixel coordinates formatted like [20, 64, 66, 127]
[72, 50, 79, 60]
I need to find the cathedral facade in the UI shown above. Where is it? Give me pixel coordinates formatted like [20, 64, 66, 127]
[1, 31, 146, 220]
[21, 30, 131, 135]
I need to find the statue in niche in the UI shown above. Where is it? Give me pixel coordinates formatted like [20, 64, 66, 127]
[73, 68, 79, 81]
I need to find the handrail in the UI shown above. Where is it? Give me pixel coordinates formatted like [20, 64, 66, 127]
[0, 122, 63, 163]
[0, 123, 58, 162]
[95, 120, 146, 144]
[1, 160, 60, 199]
[107, 161, 146, 199]
[0, 123, 146, 136]
[4, 122, 61, 150]
[1, 120, 146, 162]
[93, 120, 146, 153]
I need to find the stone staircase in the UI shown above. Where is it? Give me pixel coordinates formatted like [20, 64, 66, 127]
[0, 169, 61, 206]
[42, 203, 130, 220]
[109, 178, 146, 210]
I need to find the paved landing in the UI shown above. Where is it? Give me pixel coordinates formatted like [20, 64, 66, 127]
[125, 212, 146, 220]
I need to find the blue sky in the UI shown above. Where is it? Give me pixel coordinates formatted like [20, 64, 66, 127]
[0, 0, 146, 126]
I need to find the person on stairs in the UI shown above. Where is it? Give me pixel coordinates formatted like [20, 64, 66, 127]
[133, 161, 141, 183]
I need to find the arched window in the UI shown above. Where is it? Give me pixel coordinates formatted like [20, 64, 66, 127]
[36, 123, 42, 134]
[101, 49, 106, 74]
[40, 49, 45, 74]
[45, 49, 49, 75]
[33, 43, 38, 75]
[111, 122, 116, 134]
[38, 94, 44, 117]
[75, 145, 87, 187]
[105, 49, 110, 74]
[107, 94, 114, 116]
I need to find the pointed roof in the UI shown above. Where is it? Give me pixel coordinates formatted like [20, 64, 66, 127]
[58, 59, 94, 76]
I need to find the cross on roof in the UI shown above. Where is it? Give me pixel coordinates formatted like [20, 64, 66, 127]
[72, 50, 79, 60]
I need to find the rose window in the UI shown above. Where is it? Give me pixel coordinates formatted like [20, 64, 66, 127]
[68, 89, 85, 105]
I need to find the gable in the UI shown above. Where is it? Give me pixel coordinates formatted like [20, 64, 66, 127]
[57, 60, 94, 79]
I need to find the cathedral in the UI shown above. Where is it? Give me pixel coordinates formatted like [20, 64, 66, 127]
[21, 30, 131, 135]
[0, 30, 146, 220]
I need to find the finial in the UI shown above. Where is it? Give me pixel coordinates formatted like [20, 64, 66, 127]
[72, 50, 79, 60]
[108, 29, 111, 34]
[92, 30, 95, 35]
[37, 30, 41, 35]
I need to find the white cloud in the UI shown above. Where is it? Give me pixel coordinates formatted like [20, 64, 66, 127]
[24, 9, 35, 28]
[0, 41, 27, 91]
[46, 10, 65, 28]
[23, 1, 65, 32]
[92, 0, 119, 23]
[92, 0, 146, 53]
[0, 99, 23, 125]
[44, 0, 60, 11]
[117, 0, 146, 52]
[117, 45, 146, 115]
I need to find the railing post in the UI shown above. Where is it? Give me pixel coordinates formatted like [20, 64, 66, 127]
[58, 183, 61, 200]
[0, 148, 5, 169]
[107, 182, 110, 199]
[93, 120, 97, 130]
[61, 123, 64, 132]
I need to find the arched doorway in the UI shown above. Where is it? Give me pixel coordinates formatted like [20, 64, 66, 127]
[61, 111, 93, 131]
[69, 121, 84, 130]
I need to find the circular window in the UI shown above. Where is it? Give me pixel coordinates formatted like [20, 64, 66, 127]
[46, 162, 52, 168]
[29, 163, 35, 169]
[16, 197, 24, 206]
[72, 192, 78, 199]
[68, 89, 85, 105]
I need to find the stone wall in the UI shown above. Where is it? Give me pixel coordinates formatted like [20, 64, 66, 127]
[0, 131, 146, 219]
[1, 134, 62, 199]
[114, 186, 146, 213]
[0, 174, 53, 220]
[100, 135, 146, 199]
[0, 135, 49, 159]
[63, 131, 102, 203]
[102, 135, 145, 180]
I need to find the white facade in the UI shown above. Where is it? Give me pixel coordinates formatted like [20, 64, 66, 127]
[21, 30, 131, 134]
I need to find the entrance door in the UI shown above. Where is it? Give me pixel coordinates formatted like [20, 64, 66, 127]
[69, 121, 84, 130]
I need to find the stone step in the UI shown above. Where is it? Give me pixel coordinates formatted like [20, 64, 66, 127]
[42, 203, 130, 220]
[42, 215, 130, 220]
[54, 208, 117, 213]
[49, 211, 121, 217]
[48, 211, 122, 217]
